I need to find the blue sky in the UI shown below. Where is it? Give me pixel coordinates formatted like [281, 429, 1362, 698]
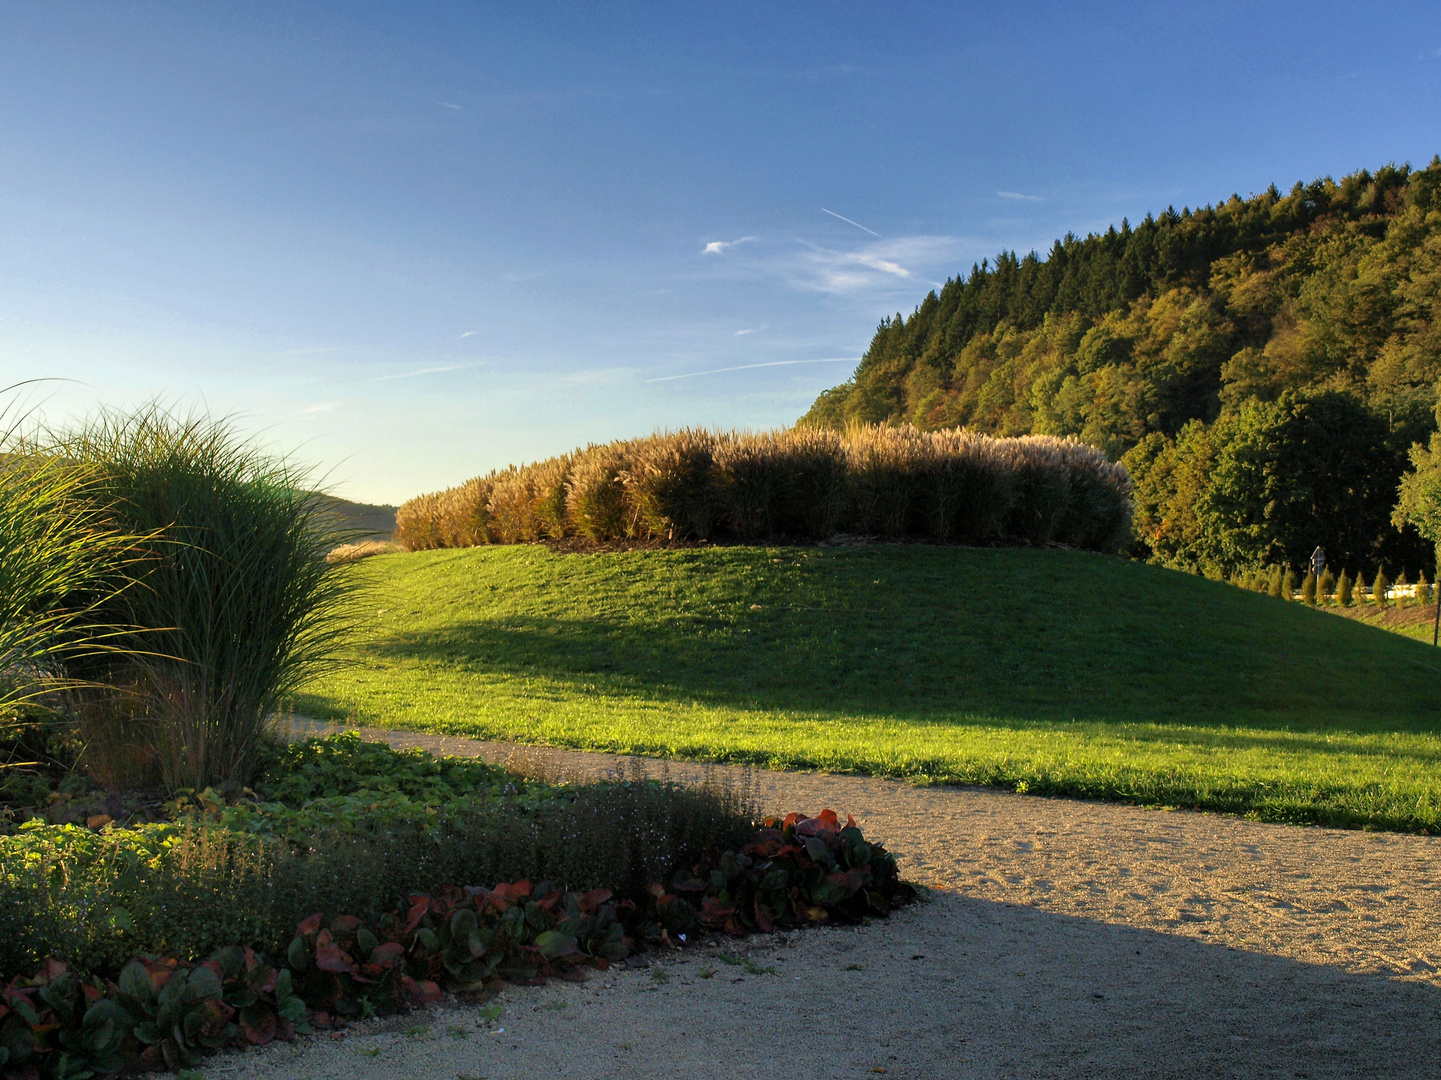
[4, 2, 1441, 503]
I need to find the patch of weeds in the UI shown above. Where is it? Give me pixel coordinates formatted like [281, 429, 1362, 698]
[176, 1071, 206, 1080]
[447, 1024, 472, 1040]
[403, 1023, 430, 1039]
[361, 1047, 382, 1058]
[696, 967, 716, 979]
[717, 953, 741, 966]
[650, 967, 670, 984]
[741, 959, 777, 976]
[545, 1000, 568, 1011]
[478, 1004, 503, 1021]
[845, 963, 864, 971]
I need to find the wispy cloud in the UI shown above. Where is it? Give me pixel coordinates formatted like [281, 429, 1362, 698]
[997, 191, 1043, 202]
[701, 236, 758, 255]
[788, 235, 957, 293]
[457, 330, 478, 339]
[441, 102, 462, 110]
[371, 363, 472, 383]
[646, 358, 855, 383]
[734, 327, 762, 336]
[821, 208, 881, 237]
[301, 402, 341, 414]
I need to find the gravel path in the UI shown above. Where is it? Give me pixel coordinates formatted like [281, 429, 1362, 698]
[204, 722, 1441, 1079]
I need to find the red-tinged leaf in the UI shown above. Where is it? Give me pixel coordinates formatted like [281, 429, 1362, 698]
[399, 976, 441, 1005]
[140, 958, 178, 990]
[81, 983, 102, 1004]
[275, 1016, 296, 1042]
[330, 915, 363, 934]
[578, 888, 613, 912]
[559, 966, 590, 983]
[404, 900, 429, 933]
[698, 897, 735, 927]
[782, 811, 805, 830]
[645, 882, 665, 900]
[846, 814, 858, 829]
[368, 942, 405, 969]
[244, 1011, 278, 1046]
[753, 896, 775, 933]
[494, 880, 531, 902]
[311, 1011, 332, 1029]
[815, 809, 841, 831]
[314, 931, 355, 974]
[297, 913, 324, 936]
[199, 960, 224, 981]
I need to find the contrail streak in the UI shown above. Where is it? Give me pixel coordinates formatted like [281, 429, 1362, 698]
[646, 358, 855, 383]
[820, 208, 880, 237]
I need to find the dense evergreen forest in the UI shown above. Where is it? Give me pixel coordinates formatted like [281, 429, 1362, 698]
[801, 161, 1441, 578]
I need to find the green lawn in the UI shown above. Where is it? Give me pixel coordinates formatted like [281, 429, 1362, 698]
[300, 545, 1441, 831]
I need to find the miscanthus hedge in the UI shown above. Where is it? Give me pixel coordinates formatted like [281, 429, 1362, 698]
[395, 425, 1132, 553]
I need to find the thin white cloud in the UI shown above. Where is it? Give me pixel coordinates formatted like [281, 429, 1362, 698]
[734, 327, 759, 336]
[457, 330, 478, 339]
[821, 208, 881, 237]
[997, 191, 1043, 202]
[701, 235, 758, 255]
[646, 358, 855, 383]
[301, 402, 341, 414]
[442, 102, 462, 110]
[371, 364, 471, 383]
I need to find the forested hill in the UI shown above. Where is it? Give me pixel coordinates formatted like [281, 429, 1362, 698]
[801, 160, 1441, 578]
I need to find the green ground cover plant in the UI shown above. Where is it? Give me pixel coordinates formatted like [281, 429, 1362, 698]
[302, 544, 1441, 832]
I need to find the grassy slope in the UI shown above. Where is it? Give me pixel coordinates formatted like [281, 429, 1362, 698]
[301, 546, 1441, 830]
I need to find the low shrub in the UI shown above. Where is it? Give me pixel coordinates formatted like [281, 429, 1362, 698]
[0, 811, 912, 1079]
[395, 424, 1132, 553]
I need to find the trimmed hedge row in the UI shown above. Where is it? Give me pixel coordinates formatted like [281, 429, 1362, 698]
[0, 811, 912, 1078]
[396, 425, 1133, 553]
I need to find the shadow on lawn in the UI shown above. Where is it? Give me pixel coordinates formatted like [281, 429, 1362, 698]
[361, 613, 1441, 740]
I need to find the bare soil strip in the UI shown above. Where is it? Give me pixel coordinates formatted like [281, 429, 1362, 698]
[216, 720, 1441, 1079]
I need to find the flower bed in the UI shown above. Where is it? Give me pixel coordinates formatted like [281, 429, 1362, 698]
[0, 810, 913, 1078]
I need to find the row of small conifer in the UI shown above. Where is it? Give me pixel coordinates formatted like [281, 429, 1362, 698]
[1231, 565, 1433, 607]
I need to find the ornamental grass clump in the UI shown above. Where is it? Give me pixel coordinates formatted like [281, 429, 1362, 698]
[48, 407, 354, 793]
[394, 424, 1132, 552]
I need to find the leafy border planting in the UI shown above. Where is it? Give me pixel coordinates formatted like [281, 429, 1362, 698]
[0, 811, 913, 1079]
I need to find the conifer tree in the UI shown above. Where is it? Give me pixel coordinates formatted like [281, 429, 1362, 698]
[1282, 568, 1297, 600]
[1395, 570, 1410, 607]
[1269, 565, 1284, 598]
[1301, 571, 1317, 605]
[1419, 569, 1432, 606]
[1319, 568, 1336, 603]
[1337, 569, 1354, 606]
[1372, 565, 1390, 606]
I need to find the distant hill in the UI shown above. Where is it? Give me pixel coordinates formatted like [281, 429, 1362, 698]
[319, 497, 396, 540]
[800, 160, 1441, 578]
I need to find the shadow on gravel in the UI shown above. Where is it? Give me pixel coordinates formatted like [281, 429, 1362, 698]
[829, 893, 1441, 1080]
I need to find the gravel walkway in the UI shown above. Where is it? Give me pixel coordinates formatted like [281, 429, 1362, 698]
[204, 722, 1441, 1079]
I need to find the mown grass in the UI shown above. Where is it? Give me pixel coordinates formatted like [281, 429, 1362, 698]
[299, 544, 1441, 831]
